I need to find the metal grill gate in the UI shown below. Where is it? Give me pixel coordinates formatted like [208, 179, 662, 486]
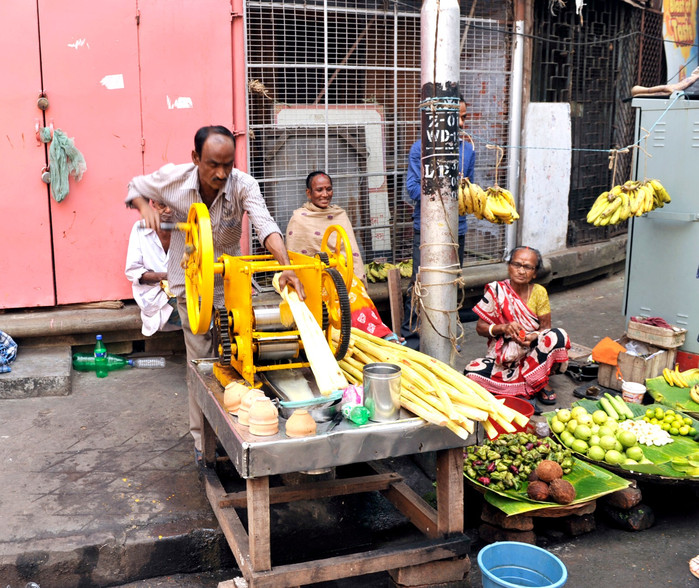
[245, 0, 515, 272]
[531, 0, 663, 247]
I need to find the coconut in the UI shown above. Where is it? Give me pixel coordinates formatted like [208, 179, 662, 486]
[535, 459, 563, 483]
[549, 478, 576, 504]
[527, 480, 550, 502]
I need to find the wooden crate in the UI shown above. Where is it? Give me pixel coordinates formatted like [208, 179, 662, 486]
[598, 337, 677, 391]
[626, 318, 687, 349]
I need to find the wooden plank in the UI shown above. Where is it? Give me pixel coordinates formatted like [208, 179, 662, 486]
[368, 461, 439, 538]
[436, 448, 464, 535]
[218, 473, 402, 509]
[247, 477, 272, 572]
[243, 535, 468, 588]
[386, 267, 404, 333]
[202, 467, 252, 577]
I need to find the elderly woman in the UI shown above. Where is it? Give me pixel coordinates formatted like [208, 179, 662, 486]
[463, 246, 569, 405]
[286, 171, 401, 342]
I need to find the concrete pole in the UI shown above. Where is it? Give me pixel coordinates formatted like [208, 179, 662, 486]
[418, 0, 461, 362]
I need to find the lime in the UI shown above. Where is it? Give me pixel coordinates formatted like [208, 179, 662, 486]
[665, 409, 675, 417]
[669, 427, 679, 436]
[604, 449, 623, 465]
[664, 414, 675, 422]
[645, 408, 654, 418]
[654, 408, 665, 419]
[679, 425, 690, 436]
[617, 430, 637, 448]
[643, 416, 650, 422]
[689, 427, 697, 436]
[672, 419, 684, 429]
[683, 417, 693, 426]
[650, 418, 659, 425]
[660, 423, 671, 431]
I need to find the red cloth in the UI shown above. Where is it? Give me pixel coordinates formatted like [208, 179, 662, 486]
[630, 316, 673, 329]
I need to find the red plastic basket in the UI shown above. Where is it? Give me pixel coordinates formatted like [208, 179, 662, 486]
[491, 395, 534, 437]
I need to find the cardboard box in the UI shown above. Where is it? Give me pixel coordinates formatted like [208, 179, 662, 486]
[598, 336, 677, 391]
[626, 318, 686, 349]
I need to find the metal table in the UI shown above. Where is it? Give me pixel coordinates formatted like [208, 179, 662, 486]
[190, 360, 470, 588]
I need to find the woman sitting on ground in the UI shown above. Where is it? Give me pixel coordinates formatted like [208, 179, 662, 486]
[463, 246, 569, 405]
[285, 171, 402, 343]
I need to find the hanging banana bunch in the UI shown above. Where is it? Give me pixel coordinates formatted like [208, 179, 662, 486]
[364, 259, 413, 283]
[458, 178, 519, 224]
[586, 179, 671, 226]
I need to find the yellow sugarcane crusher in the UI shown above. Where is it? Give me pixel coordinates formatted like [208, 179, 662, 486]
[177, 203, 353, 388]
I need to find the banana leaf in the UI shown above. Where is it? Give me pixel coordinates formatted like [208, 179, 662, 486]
[475, 457, 630, 516]
[546, 400, 699, 480]
[645, 371, 699, 418]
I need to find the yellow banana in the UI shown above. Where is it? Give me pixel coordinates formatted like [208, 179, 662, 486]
[663, 367, 674, 386]
[649, 179, 671, 203]
[481, 199, 497, 222]
[690, 384, 699, 404]
[600, 196, 622, 218]
[500, 188, 516, 208]
[674, 365, 688, 388]
[609, 204, 623, 225]
[458, 184, 468, 216]
[587, 192, 611, 224]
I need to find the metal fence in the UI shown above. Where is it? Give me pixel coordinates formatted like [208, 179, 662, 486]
[245, 0, 514, 271]
[530, 0, 663, 247]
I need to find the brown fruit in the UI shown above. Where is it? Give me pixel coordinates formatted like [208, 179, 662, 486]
[528, 470, 540, 482]
[549, 478, 576, 504]
[527, 480, 550, 502]
[535, 460, 563, 483]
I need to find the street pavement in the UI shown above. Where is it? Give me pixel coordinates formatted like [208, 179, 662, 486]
[2, 272, 698, 588]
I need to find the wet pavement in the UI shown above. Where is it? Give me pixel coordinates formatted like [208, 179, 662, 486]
[2, 272, 698, 587]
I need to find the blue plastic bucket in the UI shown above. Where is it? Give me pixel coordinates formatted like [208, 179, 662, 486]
[477, 541, 568, 588]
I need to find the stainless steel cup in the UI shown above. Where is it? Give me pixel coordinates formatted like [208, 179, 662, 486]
[362, 362, 401, 422]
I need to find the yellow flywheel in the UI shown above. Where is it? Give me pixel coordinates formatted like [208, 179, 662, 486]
[320, 224, 354, 291]
[183, 203, 215, 335]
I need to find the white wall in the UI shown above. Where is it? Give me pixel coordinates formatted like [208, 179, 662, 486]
[520, 103, 571, 255]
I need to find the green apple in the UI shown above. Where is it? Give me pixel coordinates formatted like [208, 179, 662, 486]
[592, 410, 608, 425]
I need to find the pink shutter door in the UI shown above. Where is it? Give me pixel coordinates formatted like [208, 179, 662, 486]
[39, 0, 143, 304]
[0, 2, 55, 308]
[137, 0, 233, 171]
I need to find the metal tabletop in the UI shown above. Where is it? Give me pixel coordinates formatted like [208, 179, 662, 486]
[190, 359, 468, 479]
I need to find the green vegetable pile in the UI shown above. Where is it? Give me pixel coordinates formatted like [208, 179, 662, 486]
[464, 432, 574, 492]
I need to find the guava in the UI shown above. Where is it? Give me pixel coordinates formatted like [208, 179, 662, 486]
[556, 409, 571, 423]
[589, 434, 601, 447]
[622, 458, 638, 466]
[592, 410, 608, 425]
[599, 435, 617, 451]
[566, 419, 579, 434]
[571, 406, 589, 420]
[587, 445, 606, 461]
[598, 426, 614, 438]
[576, 413, 593, 426]
[617, 430, 637, 448]
[560, 431, 575, 448]
[550, 418, 566, 434]
[571, 439, 589, 454]
[625, 445, 644, 461]
[604, 449, 623, 465]
[574, 424, 592, 440]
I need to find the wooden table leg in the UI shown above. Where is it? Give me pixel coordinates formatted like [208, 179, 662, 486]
[247, 476, 272, 572]
[436, 447, 464, 535]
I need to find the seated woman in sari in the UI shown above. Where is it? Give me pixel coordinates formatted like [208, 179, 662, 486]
[463, 246, 569, 405]
[285, 171, 401, 342]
